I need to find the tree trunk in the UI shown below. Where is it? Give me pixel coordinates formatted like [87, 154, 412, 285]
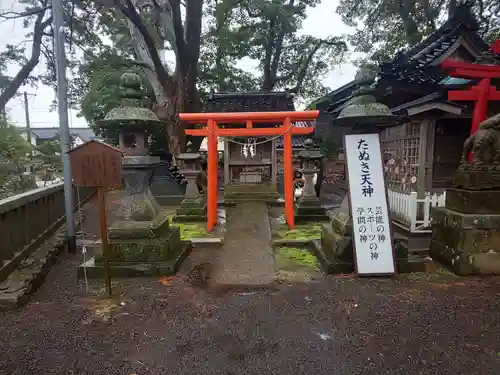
[119, 0, 203, 158]
[397, 0, 422, 45]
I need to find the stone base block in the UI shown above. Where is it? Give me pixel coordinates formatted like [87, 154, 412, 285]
[330, 213, 352, 237]
[453, 167, 500, 190]
[321, 224, 354, 263]
[173, 215, 208, 223]
[109, 210, 171, 240]
[175, 198, 206, 221]
[445, 188, 500, 214]
[95, 226, 181, 263]
[310, 240, 428, 274]
[155, 195, 185, 206]
[295, 196, 329, 223]
[430, 207, 500, 275]
[316, 223, 418, 274]
[78, 242, 192, 278]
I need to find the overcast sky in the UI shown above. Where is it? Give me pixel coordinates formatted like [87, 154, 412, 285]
[1, 0, 359, 129]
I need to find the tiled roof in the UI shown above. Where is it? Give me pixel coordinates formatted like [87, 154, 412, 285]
[204, 91, 314, 149]
[17, 127, 100, 142]
[205, 91, 295, 113]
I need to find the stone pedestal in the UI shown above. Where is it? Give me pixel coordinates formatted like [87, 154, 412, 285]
[314, 196, 425, 274]
[239, 170, 262, 183]
[295, 167, 328, 223]
[118, 156, 161, 221]
[294, 140, 328, 223]
[78, 210, 190, 278]
[173, 147, 207, 223]
[430, 166, 500, 275]
[78, 155, 189, 278]
[150, 162, 187, 206]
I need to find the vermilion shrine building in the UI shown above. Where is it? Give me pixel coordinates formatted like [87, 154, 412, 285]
[312, 2, 500, 236]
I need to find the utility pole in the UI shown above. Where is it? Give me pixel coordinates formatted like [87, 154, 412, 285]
[52, 0, 76, 253]
[23, 92, 32, 145]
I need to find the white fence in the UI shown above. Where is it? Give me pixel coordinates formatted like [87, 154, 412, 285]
[388, 190, 446, 233]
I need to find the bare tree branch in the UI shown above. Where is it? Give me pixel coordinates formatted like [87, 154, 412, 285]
[0, 6, 50, 20]
[289, 39, 346, 95]
[0, 8, 52, 110]
[114, 0, 172, 91]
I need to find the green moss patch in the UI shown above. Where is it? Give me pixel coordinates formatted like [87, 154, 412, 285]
[272, 223, 322, 241]
[275, 247, 320, 271]
[275, 247, 321, 282]
[168, 217, 218, 240]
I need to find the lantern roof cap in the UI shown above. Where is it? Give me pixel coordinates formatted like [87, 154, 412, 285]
[95, 71, 165, 131]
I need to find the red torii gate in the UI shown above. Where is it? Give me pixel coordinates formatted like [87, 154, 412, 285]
[440, 42, 500, 162]
[180, 111, 318, 232]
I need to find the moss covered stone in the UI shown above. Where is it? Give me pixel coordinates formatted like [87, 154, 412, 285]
[168, 216, 219, 241]
[430, 205, 500, 275]
[272, 223, 322, 241]
[108, 210, 170, 240]
[96, 227, 181, 263]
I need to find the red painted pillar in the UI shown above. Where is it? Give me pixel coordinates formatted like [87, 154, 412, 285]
[469, 78, 490, 162]
[207, 119, 216, 232]
[283, 117, 295, 229]
[211, 128, 218, 227]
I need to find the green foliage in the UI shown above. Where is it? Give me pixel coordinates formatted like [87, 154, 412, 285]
[315, 134, 339, 159]
[0, 119, 32, 170]
[0, 118, 35, 198]
[336, 0, 500, 64]
[198, 0, 347, 100]
[34, 140, 61, 169]
[77, 51, 156, 137]
[0, 0, 111, 109]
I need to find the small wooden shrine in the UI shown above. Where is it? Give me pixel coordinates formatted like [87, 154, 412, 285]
[314, 1, 500, 195]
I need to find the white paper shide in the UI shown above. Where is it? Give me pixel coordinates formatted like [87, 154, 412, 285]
[345, 133, 395, 275]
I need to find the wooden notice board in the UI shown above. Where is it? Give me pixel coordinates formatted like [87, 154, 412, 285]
[68, 139, 123, 297]
[68, 140, 123, 188]
[344, 133, 396, 276]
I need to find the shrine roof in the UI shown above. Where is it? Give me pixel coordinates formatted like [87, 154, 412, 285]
[205, 91, 295, 113]
[318, 2, 494, 118]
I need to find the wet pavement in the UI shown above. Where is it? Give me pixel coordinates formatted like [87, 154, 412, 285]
[2, 252, 500, 375]
[211, 201, 276, 288]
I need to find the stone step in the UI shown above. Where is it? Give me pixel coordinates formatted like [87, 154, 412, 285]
[408, 248, 430, 257]
[224, 183, 277, 193]
[224, 194, 280, 201]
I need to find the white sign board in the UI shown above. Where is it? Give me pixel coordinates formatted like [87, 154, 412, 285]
[344, 133, 395, 275]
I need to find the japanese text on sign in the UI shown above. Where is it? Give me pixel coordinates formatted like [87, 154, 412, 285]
[345, 133, 395, 275]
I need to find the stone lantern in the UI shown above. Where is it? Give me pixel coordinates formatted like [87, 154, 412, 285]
[95, 71, 163, 222]
[174, 141, 207, 222]
[80, 71, 187, 278]
[333, 67, 405, 132]
[295, 138, 328, 222]
[318, 67, 411, 274]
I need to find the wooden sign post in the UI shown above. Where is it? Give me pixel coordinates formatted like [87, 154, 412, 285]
[344, 133, 396, 276]
[68, 140, 123, 297]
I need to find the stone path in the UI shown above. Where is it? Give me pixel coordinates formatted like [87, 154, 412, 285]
[211, 202, 276, 289]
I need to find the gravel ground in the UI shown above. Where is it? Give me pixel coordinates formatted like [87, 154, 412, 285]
[1, 255, 500, 375]
[2, 191, 500, 375]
